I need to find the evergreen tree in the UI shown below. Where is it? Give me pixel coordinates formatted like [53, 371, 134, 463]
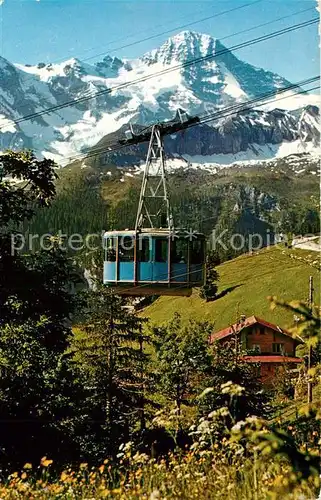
[0, 316, 84, 469]
[72, 286, 150, 459]
[0, 242, 85, 468]
[0, 151, 84, 468]
[200, 251, 219, 301]
[300, 208, 320, 235]
[152, 315, 270, 434]
[0, 151, 57, 318]
[200, 341, 271, 422]
[152, 314, 213, 419]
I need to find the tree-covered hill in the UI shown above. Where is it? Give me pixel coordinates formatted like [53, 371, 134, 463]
[25, 157, 320, 264]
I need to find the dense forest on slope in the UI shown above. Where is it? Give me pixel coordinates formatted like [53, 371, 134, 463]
[24, 158, 320, 266]
[0, 151, 319, 499]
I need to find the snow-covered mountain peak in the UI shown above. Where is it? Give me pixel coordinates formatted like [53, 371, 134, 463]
[55, 57, 81, 68]
[140, 30, 220, 66]
[0, 30, 319, 164]
[14, 57, 99, 81]
[95, 55, 131, 78]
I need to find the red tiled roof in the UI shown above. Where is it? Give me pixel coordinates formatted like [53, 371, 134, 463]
[210, 315, 302, 345]
[241, 355, 303, 363]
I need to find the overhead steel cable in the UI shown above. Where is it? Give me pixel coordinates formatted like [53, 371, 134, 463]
[197, 85, 319, 127]
[61, 82, 320, 167]
[80, 0, 264, 63]
[56, 75, 319, 166]
[12, 4, 313, 114]
[197, 81, 320, 126]
[18, 1, 263, 69]
[218, 6, 315, 43]
[105, 216, 321, 296]
[192, 85, 320, 128]
[3, 17, 317, 130]
[12, 0, 264, 103]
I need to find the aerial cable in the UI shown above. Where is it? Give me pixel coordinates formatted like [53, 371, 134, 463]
[54, 76, 319, 166]
[94, 75, 320, 155]
[12, 17, 318, 126]
[2, 17, 317, 129]
[20, 1, 263, 70]
[218, 6, 315, 44]
[13, 4, 313, 112]
[7, 0, 264, 111]
[197, 78, 320, 125]
[197, 84, 320, 127]
[53, 76, 320, 167]
[58, 82, 320, 167]
[80, 0, 264, 63]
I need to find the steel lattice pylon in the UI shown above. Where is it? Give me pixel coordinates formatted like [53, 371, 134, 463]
[135, 124, 173, 232]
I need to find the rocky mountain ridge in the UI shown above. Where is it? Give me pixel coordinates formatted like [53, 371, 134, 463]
[0, 30, 319, 164]
[92, 105, 319, 168]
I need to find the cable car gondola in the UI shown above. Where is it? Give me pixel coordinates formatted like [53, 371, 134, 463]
[103, 112, 205, 296]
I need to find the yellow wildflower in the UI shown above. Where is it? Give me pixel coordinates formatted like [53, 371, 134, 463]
[60, 471, 68, 481]
[41, 456, 53, 467]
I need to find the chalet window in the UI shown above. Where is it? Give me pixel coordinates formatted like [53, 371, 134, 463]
[252, 344, 261, 353]
[272, 343, 284, 354]
[259, 326, 265, 335]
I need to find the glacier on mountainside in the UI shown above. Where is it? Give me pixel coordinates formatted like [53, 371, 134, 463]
[0, 30, 319, 165]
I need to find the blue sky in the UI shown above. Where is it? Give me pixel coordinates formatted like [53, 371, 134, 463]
[0, 0, 319, 83]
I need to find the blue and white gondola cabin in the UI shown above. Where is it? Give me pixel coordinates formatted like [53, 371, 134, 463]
[103, 229, 205, 296]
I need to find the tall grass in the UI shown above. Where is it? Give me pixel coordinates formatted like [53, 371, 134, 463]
[1, 447, 318, 499]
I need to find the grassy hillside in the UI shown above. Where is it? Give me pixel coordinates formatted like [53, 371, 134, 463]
[141, 245, 320, 332]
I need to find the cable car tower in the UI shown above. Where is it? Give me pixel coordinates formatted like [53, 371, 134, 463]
[103, 110, 205, 296]
[135, 123, 172, 232]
